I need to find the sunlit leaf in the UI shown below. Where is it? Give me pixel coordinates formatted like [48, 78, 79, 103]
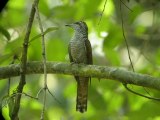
[0, 26, 10, 41]
[30, 27, 58, 42]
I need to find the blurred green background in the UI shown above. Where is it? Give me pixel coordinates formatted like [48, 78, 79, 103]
[1, 0, 160, 119]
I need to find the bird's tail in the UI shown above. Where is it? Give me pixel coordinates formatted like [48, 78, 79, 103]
[76, 77, 89, 113]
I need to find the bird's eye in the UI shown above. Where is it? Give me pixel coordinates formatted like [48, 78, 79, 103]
[74, 22, 81, 26]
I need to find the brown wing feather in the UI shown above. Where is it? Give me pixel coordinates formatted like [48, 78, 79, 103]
[85, 38, 92, 83]
[85, 39, 93, 65]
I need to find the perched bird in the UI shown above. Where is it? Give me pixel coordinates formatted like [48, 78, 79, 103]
[66, 21, 93, 113]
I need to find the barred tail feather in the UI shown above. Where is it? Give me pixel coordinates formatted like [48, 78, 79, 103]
[76, 77, 89, 113]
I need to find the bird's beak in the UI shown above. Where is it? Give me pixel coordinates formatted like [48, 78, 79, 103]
[65, 23, 74, 27]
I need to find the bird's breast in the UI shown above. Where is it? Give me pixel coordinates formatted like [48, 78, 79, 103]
[70, 39, 87, 63]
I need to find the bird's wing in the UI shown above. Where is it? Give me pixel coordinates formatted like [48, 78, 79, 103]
[85, 39, 93, 65]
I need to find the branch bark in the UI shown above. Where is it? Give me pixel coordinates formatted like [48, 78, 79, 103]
[0, 61, 160, 90]
[11, 0, 39, 119]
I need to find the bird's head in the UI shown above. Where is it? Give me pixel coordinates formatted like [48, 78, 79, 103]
[65, 21, 88, 35]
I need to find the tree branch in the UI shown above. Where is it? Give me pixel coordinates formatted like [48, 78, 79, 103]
[11, 0, 39, 119]
[0, 61, 160, 90]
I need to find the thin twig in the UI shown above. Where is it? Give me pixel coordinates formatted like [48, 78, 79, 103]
[119, 1, 135, 72]
[47, 89, 61, 105]
[119, 0, 159, 100]
[124, 84, 160, 101]
[10, 92, 38, 100]
[36, 88, 44, 99]
[1, 92, 38, 109]
[11, 0, 39, 119]
[35, 5, 47, 120]
[97, 0, 107, 26]
[120, 0, 133, 12]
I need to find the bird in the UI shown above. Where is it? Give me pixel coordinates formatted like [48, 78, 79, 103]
[66, 21, 93, 113]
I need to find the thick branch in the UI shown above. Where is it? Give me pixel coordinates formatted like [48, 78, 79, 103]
[0, 61, 160, 90]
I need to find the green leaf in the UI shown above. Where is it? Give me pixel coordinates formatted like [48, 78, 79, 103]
[8, 97, 14, 117]
[0, 26, 10, 41]
[30, 27, 58, 42]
